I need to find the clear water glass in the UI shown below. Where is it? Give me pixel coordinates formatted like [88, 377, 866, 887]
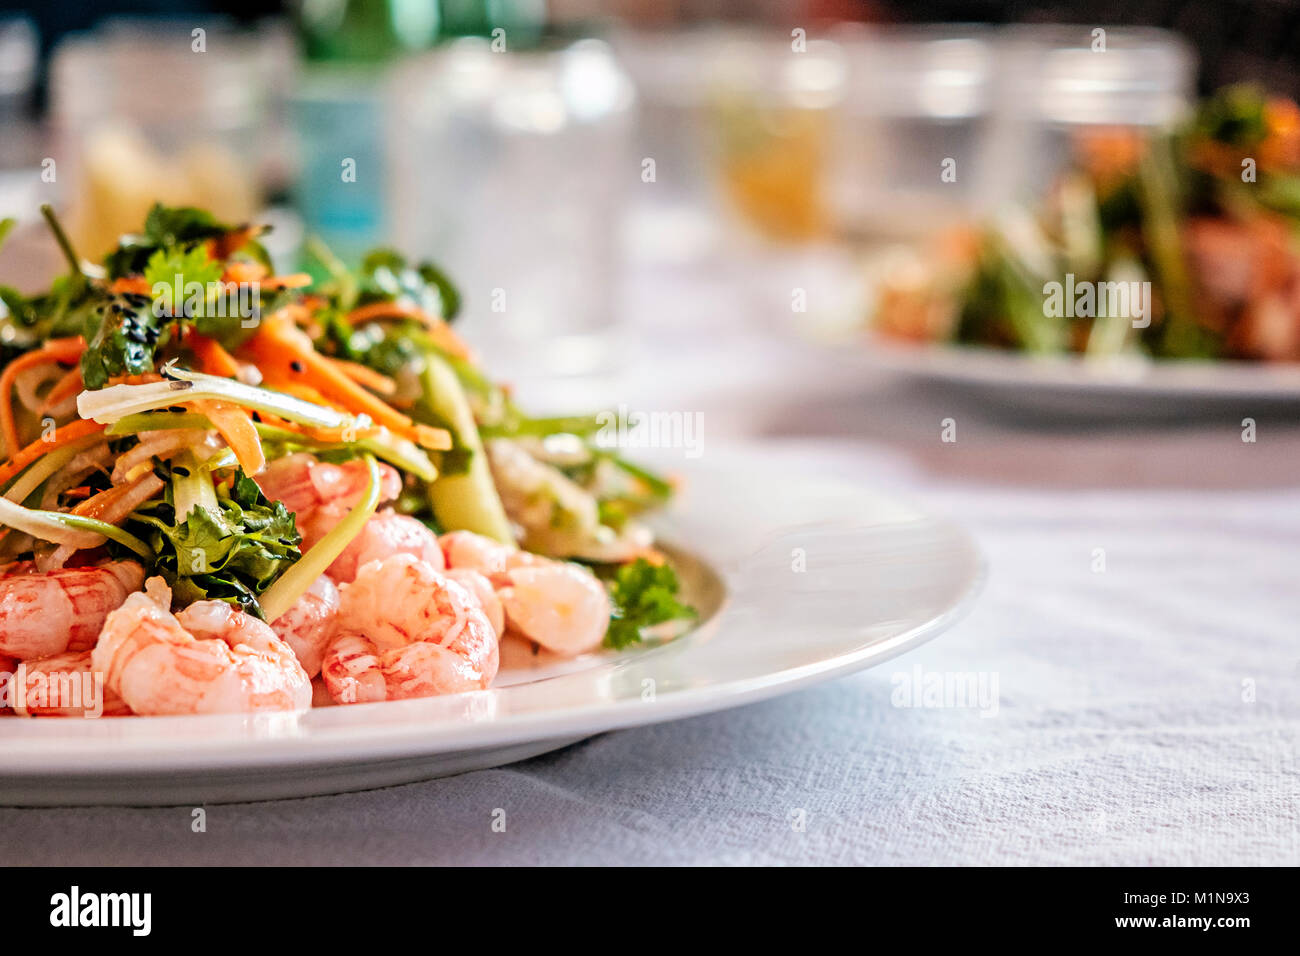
[387, 37, 635, 385]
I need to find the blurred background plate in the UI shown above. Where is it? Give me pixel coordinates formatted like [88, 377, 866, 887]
[826, 332, 1300, 417]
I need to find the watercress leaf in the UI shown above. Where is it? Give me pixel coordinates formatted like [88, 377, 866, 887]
[128, 470, 302, 618]
[104, 203, 233, 279]
[603, 557, 696, 650]
[79, 292, 164, 389]
[358, 247, 462, 320]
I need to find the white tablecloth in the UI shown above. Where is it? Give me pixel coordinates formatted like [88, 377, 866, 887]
[2, 238, 1298, 865]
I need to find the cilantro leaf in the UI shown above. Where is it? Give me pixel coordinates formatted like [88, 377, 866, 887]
[358, 248, 461, 321]
[142, 245, 223, 314]
[141, 243, 251, 344]
[603, 558, 696, 650]
[81, 239, 251, 389]
[104, 204, 232, 280]
[129, 470, 302, 618]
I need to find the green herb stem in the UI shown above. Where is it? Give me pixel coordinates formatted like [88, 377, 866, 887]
[2, 432, 106, 504]
[40, 204, 86, 284]
[259, 452, 381, 622]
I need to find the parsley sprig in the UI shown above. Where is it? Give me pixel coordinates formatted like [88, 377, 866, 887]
[604, 558, 696, 650]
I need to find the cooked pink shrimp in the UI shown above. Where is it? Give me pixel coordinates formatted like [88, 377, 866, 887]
[254, 453, 402, 519]
[445, 568, 504, 638]
[318, 509, 444, 583]
[0, 653, 15, 714]
[322, 554, 498, 704]
[439, 530, 610, 655]
[92, 580, 311, 715]
[0, 560, 144, 660]
[440, 529, 511, 576]
[497, 562, 611, 656]
[269, 574, 339, 678]
[254, 454, 440, 582]
[439, 530, 539, 583]
[12, 650, 132, 717]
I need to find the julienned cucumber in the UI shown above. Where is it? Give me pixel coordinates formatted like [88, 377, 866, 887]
[420, 351, 514, 545]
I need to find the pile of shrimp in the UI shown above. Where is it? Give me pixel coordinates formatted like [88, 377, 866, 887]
[0, 454, 610, 717]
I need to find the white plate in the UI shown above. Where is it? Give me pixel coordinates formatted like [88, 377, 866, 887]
[0, 449, 982, 805]
[823, 332, 1300, 416]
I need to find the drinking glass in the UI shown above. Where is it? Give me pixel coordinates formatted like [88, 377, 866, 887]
[387, 36, 635, 384]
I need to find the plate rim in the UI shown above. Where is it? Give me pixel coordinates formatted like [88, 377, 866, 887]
[0, 476, 986, 777]
[819, 329, 1300, 400]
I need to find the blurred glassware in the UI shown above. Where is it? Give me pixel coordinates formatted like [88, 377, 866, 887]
[608, 27, 722, 264]
[298, 0, 437, 60]
[437, 0, 546, 45]
[49, 17, 289, 259]
[829, 24, 1000, 242]
[292, 0, 440, 265]
[387, 36, 635, 383]
[992, 25, 1196, 203]
[0, 16, 39, 170]
[701, 28, 846, 244]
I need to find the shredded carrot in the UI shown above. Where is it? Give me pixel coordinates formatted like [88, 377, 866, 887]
[37, 366, 85, 416]
[270, 380, 338, 406]
[72, 480, 132, 520]
[331, 359, 397, 397]
[260, 412, 378, 445]
[257, 394, 388, 445]
[258, 273, 313, 291]
[105, 373, 164, 387]
[221, 260, 268, 285]
[206, 225, 265, 261]
[239, 314, 451, 450]
[345, 301, 473, 361]
[188, 399, 265, 475]
[269, 381, 354, 415]
[72, 470, 164, 525]
[0, 337, 85, 456]
[184, 330, 242, 378]
[220, 261, 309, 290]
[0, 419, 105, 486]
[109, 277, 152, 296]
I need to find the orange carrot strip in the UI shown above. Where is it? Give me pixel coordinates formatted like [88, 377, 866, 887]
[270, 381, 351, 413]
[105, 373, 163, 387]
[188, 399, 265, 475]
[206, 225, 264, 261]
[0, 337, 85, 456]
[109, 277, 151, 296]
[258, 395, 383, 444]
[184, 330, 243, 378]
[331, 359, 397, 397]
[345, 301, 473, 360]
[36, 366, 85, 416]
[239, 315, 451, 450]
[0, 419, 105, 486]
[258, 273, 313, 290]
[73, 470, 164, 524]
[222, 260, 268, 285]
